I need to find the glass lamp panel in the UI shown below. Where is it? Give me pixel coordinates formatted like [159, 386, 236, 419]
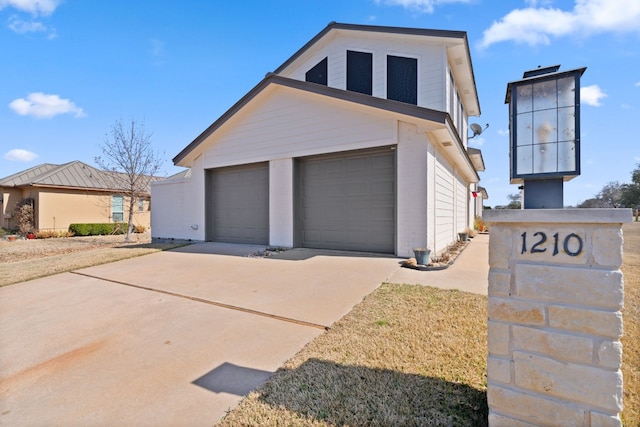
[557, 140, 577, 172]
[516, 112, 533, 146]
[533, 109, 558, 145]
[533, 142, 558, 174]
[516, 145, 534, 175]
[557, 76, 576, 108]
[515, 84, 533, 113]
[558, 106, 576, 142]
[533, 79, 557, 111]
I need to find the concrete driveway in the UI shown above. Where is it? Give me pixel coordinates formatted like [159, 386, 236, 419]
[0, 244, 403, 426]
[0, 238, 488, 426]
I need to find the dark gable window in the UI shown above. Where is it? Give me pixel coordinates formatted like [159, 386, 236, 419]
[305, 57, 328, 85]
[347, 50, 372, 95]
[387, 55, 417, 105]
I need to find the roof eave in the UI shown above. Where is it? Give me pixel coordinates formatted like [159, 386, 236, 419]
[174, 75, 451, 166]
[274, 21, 468, 75]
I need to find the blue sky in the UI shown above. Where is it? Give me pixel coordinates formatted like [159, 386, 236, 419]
[1, 0, 639, 207]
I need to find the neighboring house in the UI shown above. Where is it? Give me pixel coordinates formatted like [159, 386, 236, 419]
[151, 22, 486, 257]
[0, 161, 152, 232]
[473, 186, 489, 219]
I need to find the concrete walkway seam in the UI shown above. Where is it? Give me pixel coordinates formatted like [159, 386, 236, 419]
[70, 270, 329, 331]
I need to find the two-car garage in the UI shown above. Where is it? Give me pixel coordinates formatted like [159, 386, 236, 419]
[204, 147, 396, 253]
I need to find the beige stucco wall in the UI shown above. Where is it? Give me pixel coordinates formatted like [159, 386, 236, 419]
[1, 186, 151, 232]
[2, 188, 24, 230]
[37, 189, 151, 231]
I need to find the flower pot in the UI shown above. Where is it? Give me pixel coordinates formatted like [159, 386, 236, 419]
[8, 235, 16, 241]
[413, 248, 431, 265]
[458, 232, 468, 241]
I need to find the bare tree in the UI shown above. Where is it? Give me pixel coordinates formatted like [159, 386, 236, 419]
[96, 118, 164, 242]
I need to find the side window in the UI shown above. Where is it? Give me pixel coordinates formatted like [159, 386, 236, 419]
[138, 197, 144, 212]
[112, 195, 124, 222]
[387, 55, 417, 105]
[347, 50, 372, 95]
[305, 57, 328, 85]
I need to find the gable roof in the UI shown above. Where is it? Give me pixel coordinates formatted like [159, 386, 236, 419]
[274, 22, 480, 116]
[0, 163, 59, 187]
[173, 74, 479, 182]
[0, 161, 156, 194]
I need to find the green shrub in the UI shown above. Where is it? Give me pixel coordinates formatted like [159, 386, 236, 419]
[68, 223, 127, 236]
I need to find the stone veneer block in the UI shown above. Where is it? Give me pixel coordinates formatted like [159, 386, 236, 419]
[488, 226, 511, 269]
[514, 226, 587, 265]
[598, 340, 623, 369]
[548, 305, 623, 339]
[488, 270, 511, 297]
[488, 413, 539, 427]
[488, 385, 586, 426]
[514, 264, 623, 309]
[590, 411, 623, 427]
[592, 227, 624, 268]
[488, 321, 510, 356]
[513, 351, 623, 412]
[488, 297, 545, 326]
[487, 356, 511, 384]
[511, 325, 593, 364]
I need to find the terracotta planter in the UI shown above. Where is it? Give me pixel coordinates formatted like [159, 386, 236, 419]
[8, 235, 16, 241]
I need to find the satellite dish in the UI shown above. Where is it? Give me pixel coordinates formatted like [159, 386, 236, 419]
[469, 123, 489, 139]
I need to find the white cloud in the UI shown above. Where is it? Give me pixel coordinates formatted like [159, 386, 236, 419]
[635, 82, 640, 87]
[8, 16, 45, 33]
[0, 0, 60, 15]
[581, 85, 607, 106]
[4, 148, 38, 162]
[480, 0, 640, 48]
[7, 15, 55, 37]
[9, 92, 86, 118]
[498, 129, 509, 136]
[375, 0, 471, 14]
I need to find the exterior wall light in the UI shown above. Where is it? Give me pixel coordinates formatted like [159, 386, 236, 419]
[505, 65, 586, 208]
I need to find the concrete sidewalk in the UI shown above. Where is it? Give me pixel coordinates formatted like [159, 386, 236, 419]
[387, 233, 490, 295]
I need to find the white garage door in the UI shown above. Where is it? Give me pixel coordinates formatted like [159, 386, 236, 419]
[298, 147, 396, 253]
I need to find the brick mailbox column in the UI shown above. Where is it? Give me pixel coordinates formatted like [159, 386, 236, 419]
[483, 209, 631, 427]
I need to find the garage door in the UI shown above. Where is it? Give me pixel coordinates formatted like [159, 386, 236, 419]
[299, 147, 395, 253]
[206, 163, 269, 244]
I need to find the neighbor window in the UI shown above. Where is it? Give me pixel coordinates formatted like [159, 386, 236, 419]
[138, 197, 144, 212]
[305, 57, 328, 85]
[112, 195, 124, 222]
[346, 50, 372, 95]
[387, 55, 417, 104]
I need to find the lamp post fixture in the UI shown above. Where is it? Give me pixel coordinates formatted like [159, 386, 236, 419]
[505, 65, 586, 208]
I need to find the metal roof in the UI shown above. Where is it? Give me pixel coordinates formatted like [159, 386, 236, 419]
[0, 161, 155, 193]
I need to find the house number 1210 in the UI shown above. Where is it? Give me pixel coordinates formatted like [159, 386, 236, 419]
[520, 232, 583, 257]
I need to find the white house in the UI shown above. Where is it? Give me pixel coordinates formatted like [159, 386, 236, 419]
[152, 22, 486, 257]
